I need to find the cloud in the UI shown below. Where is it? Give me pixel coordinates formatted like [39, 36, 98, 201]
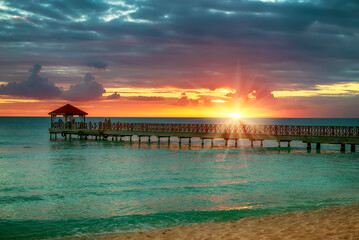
[226, 74, 275, 102]
[107, 91, 120, 99]
[0, 64, 106, 101]
[63, 73, 105, 101]
[127, 96, 164, 101]
[0, 63, 62, 99]
[177, 92, 199, 106]
[86, 59, 109, 69]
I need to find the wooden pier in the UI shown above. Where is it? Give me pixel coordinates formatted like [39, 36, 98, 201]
[48, 104, 358, 152]
[49, 122, 359, 152]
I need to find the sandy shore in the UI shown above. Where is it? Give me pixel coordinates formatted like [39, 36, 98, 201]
[99, 204, 359, 240]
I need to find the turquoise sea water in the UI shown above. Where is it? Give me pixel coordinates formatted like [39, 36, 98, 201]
[0, 117, 359, 239]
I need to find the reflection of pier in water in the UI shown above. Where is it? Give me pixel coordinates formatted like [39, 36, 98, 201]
[48, 104, 358, 152]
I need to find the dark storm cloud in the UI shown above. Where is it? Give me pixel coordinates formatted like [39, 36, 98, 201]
[0, 0, 359, 96]
[0, 63, 62, 99]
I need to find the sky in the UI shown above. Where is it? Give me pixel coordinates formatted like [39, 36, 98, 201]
[0, 0, 358, 117]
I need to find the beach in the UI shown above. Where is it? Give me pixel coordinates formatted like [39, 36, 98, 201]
[100, 203, 359, 240]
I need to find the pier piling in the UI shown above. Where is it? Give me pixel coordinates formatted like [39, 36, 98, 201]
[307, 142, 311, 150]
[316, 143, 321, 150]
[341, 144, 345, 152]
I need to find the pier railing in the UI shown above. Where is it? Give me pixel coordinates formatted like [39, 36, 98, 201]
[51, 122, 359, 137]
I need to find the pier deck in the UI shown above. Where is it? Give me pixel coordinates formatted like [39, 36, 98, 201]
[49, 122, 359, 151]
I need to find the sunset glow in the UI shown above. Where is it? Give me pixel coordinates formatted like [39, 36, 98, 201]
[103, 87, 235, 100]
[272, 83, 359, 98]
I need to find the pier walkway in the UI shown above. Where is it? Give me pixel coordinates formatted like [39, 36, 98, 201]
[49, 122, 359, 152]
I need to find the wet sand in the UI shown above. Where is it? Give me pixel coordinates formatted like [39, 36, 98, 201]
[99, 203, 359, 240]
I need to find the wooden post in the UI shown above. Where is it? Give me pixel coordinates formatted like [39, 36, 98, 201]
[148, 136, 151, 143]
[129, 136, 132, 142]
[260, 140, 263, 147]
[211, 139, 214, 148]
[179, 137, 182, 145]
[225, 139, 228, 147]
[158, 137, 161, 144]
[201, 138, 204, 148]
[278, 141, 281, 148]
[341, 144, 345, 152]
[316, 143, 321, 150]
[139, 136, 142, 143]
[235, 139, 238, 148]
[307, 142, 311, 150]
[168, 137, 170, 145]
[288, 141, 291, 148]
[351, 144, 356, 152]
[251, 140, 254, 147]
[189, 138, 191, 146]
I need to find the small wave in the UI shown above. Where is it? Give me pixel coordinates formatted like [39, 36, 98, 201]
[0, 195, 43, 204]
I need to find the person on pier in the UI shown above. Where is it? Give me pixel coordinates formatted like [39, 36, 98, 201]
[104, 119, 108, 130]
[108, 118, 111, 129]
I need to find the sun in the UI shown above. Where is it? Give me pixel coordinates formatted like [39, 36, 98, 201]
[229, 112, 242, 119]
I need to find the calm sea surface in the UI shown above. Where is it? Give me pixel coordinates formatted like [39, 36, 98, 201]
[0, 117, 358, 239]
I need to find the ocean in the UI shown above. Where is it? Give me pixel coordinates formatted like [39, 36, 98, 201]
[0, 117, 358, 239]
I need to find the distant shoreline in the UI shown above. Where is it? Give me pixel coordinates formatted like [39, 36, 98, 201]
[98, 203, 359, 240]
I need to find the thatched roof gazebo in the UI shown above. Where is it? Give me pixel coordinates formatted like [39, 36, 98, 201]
[49, 104, 88, 123]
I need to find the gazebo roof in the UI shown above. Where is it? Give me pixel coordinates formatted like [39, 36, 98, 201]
[49, 104, 88, 115]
